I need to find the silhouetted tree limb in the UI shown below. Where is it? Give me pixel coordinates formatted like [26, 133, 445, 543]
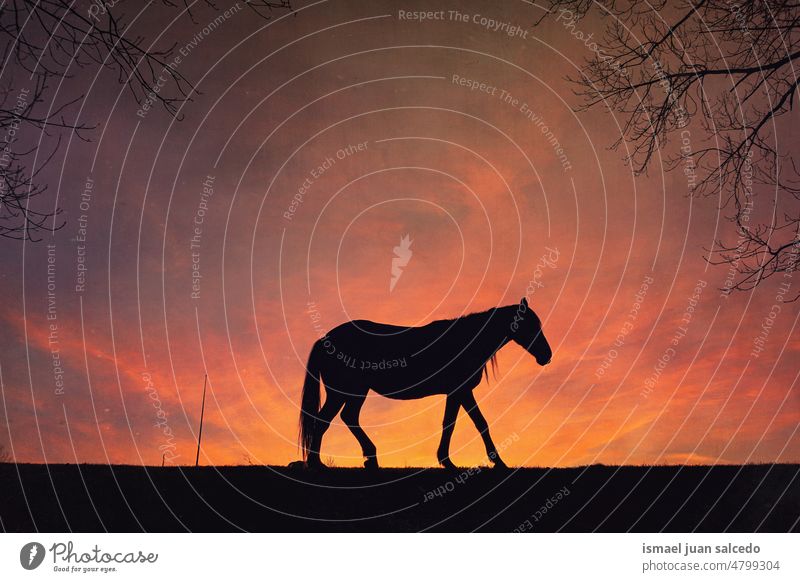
[540, 0, 800, 297]
[0, 0, 291, 241]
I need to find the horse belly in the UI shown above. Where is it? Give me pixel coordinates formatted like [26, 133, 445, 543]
[366, 359, 481, 400]
[370, 382, 446, 400]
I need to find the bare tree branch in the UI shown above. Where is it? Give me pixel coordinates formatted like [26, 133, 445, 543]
[0, 0, 292, 241]
[540, 0, 800, 295]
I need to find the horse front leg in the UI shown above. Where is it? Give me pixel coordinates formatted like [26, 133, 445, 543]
[461, 391, 507, 469]
[437, 393, 460, 470]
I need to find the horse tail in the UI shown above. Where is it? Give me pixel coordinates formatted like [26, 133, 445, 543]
[299, 340, 324, 461]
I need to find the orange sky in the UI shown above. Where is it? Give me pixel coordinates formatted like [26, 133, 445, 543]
[0, 0, 797, 468]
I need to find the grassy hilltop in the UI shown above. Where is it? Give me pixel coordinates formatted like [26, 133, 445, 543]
[1, 463, 797, 532]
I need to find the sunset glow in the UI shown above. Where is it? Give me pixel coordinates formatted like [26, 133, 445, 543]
[1, 0, 797, 470]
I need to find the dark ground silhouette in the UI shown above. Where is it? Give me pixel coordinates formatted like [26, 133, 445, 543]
[1, 463, 797, 532]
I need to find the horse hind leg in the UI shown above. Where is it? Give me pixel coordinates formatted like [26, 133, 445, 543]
[340, 393, 378, 470]
[307, 387, 346, 469]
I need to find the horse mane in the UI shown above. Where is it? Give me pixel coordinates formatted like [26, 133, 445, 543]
[484, 352, 499, 382]
[430, 306, 510, 383]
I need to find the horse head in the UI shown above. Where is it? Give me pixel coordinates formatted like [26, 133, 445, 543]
[509, 297, 552, 366]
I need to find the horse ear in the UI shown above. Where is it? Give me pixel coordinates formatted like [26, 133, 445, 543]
[521, 297, 529, 308]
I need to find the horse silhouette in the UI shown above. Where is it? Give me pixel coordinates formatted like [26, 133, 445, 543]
[299, 297, 552, 469]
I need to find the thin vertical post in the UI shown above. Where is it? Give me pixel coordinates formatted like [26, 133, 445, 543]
[195, 374, 208, 467]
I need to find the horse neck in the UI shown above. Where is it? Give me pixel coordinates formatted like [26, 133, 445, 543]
[469, 307, 513, 360]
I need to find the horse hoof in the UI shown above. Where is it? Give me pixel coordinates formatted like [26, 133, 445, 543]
[304, 458, 327, 471]
[493, 461, 510, 471]
[364, 458, 379, 471]
[439, 459, 458, 471]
